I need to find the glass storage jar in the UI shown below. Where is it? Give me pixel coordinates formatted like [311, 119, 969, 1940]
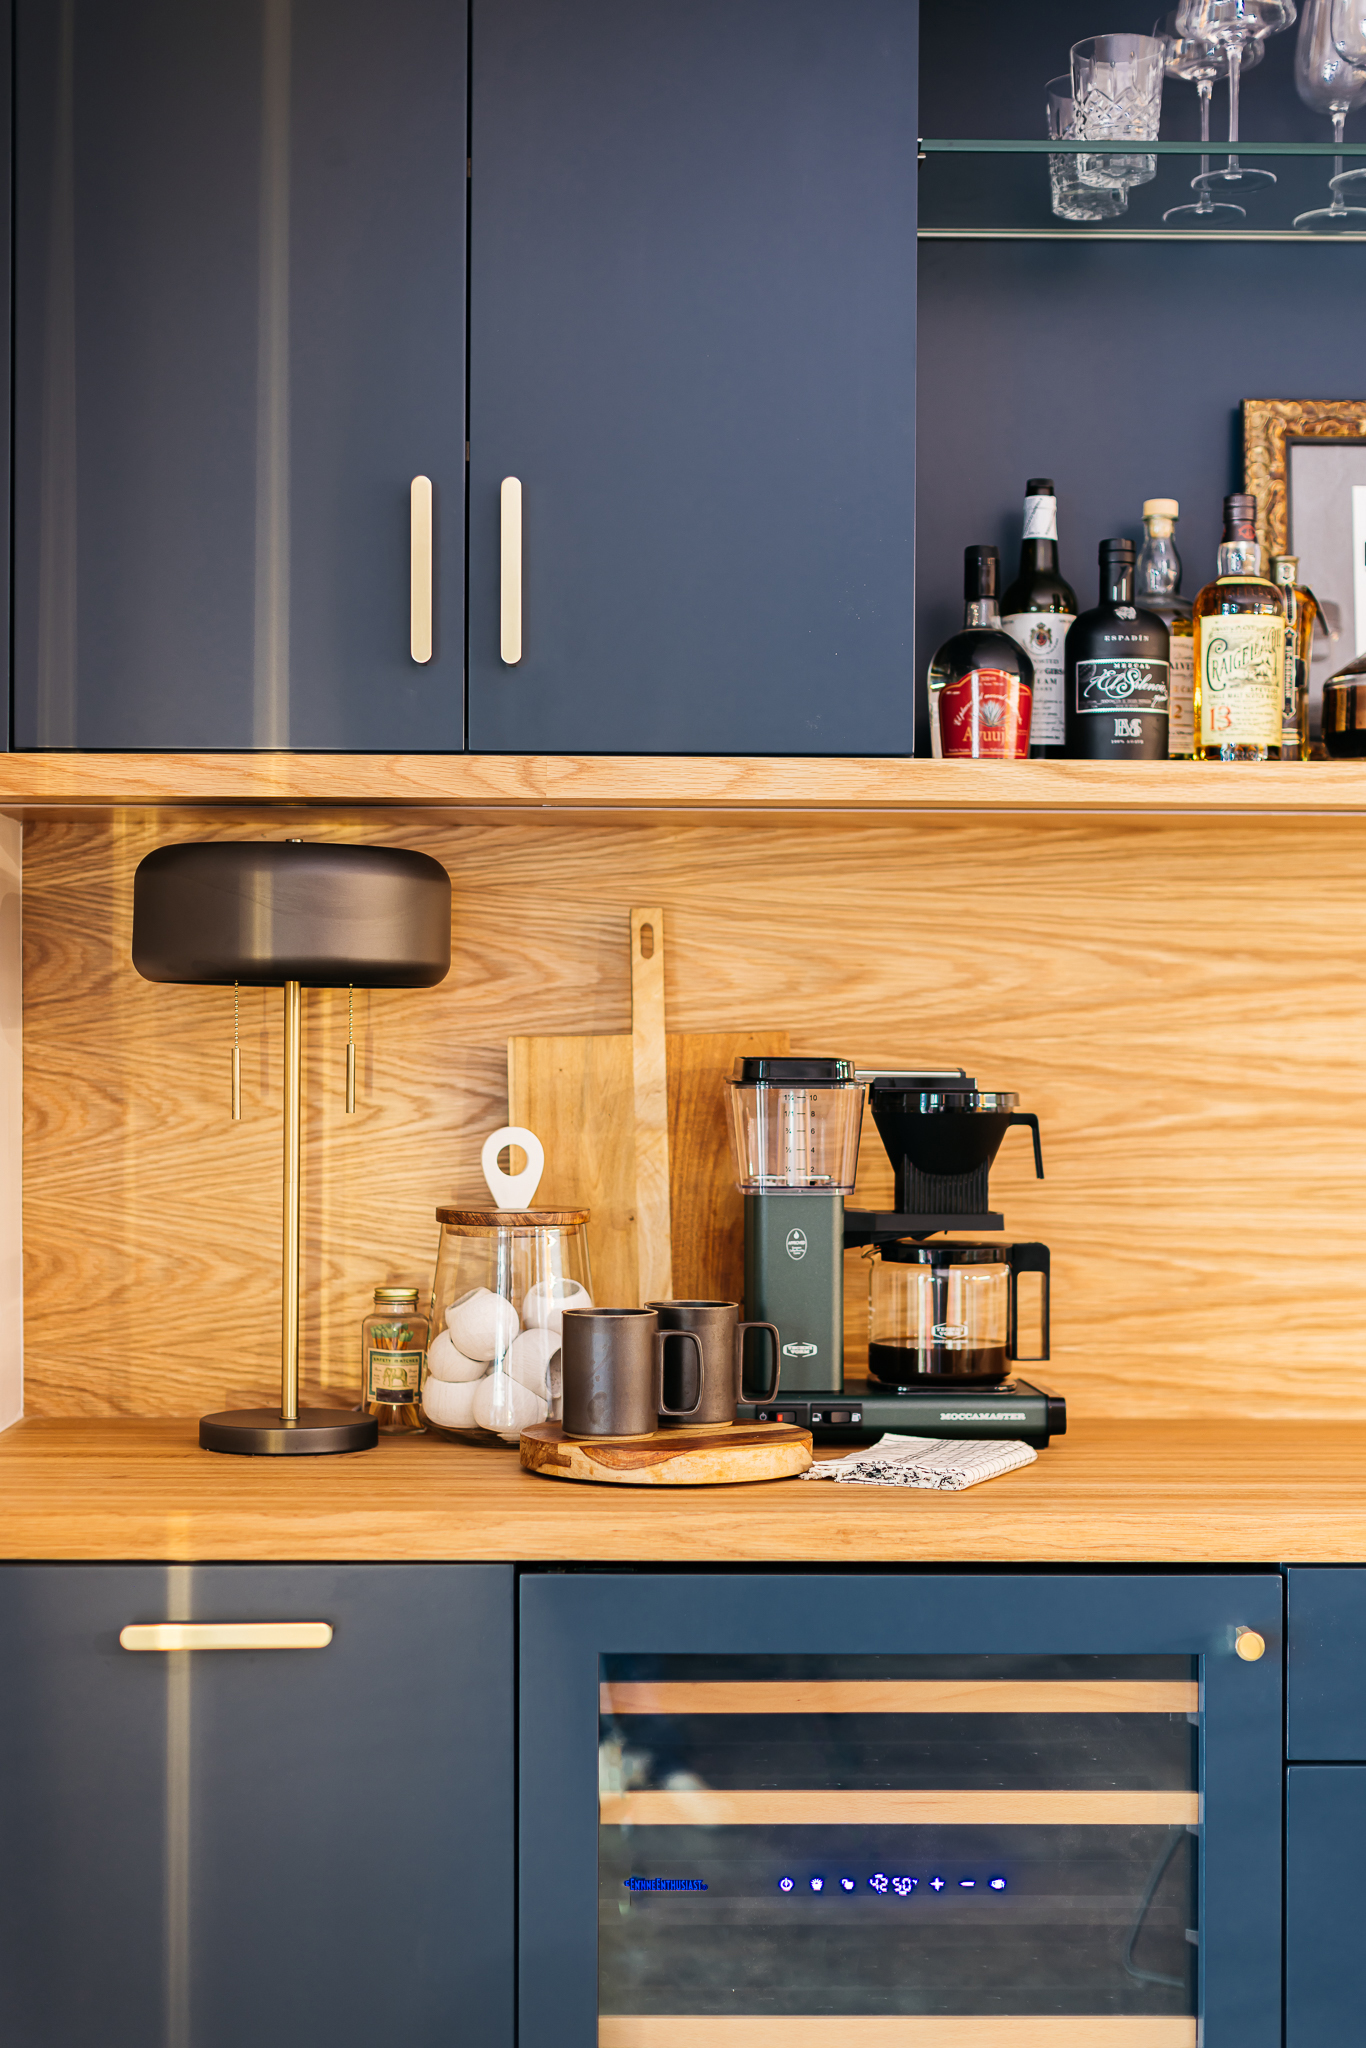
[361, 1284, 429, 1433]
[422, 1207, 592, 1444]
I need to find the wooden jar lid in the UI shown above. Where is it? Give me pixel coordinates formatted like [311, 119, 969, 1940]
[435, 1207, 590, 1228]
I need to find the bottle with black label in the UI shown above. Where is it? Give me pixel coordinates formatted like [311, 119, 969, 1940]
[928, 545, 1034, 760]
[1135, 498, 1195, 758]
[1064, 539, 1170, 760]
[1271, 555, 1317, 760]
[1001, 478, 1077, 759]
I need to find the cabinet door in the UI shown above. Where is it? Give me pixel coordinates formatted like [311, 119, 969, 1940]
[0, 1563, 513, 2048]
[13, 0, 466, 750]
[1286, 1766, 1366, 2048]
[520, 1572, 1283, 2048]
[467, 0, 917, 755]
[1287, 1566, 1366, 1758]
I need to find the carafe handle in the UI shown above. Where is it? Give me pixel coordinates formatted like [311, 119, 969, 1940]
[655, 1330, 705, 1418]
[1006, 1113, 1044, 1179]
[736, 1321, 781, 1405]
[1007, 1242, 1050, 1362]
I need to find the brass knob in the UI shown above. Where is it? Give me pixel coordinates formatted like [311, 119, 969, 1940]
[1235, 1627, 1266, 1662]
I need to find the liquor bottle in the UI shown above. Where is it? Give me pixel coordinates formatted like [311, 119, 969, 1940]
[928, 545, 1034, 759]
[1064, 539, 1169, 760]
[1192, 495, 1286, 762]
[1135, 498, 1195, 759]
[1271, 555, 1317, 761]
[1001, 477, 1077, 759]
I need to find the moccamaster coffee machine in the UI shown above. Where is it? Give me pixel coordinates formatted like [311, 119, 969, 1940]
[729, 1061, 1064, 1446]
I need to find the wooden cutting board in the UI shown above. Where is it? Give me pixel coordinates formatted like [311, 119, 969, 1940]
[520, 1420, 812, 1486]
[508, 911, 788, 1308]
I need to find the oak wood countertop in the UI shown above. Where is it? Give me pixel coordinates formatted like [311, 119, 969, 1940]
[0, 1417, 1360, 1563]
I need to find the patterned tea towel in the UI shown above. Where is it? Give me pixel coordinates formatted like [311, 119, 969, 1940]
[803, 1433, 1037, 1491]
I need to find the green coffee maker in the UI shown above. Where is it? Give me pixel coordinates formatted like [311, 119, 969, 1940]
[724, 1057, 866, 1395]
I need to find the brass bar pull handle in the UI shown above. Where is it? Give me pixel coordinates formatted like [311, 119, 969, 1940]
[410, 475, 433, 663]
[500, 476, 522, 664]
[119, 1622, 333, 1652]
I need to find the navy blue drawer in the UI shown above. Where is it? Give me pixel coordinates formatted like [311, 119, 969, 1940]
[1288, 1569, 1366, 1759]
[1287, 1766, 1366, 2046]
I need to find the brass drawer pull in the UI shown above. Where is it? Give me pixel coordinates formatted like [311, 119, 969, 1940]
[119, 1622, 333, 1652]
[410, 475, 434, 663]
[501, 476, 523, 664]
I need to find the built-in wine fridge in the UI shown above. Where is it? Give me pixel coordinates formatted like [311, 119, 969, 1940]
[520, 1574, 1281, 2048]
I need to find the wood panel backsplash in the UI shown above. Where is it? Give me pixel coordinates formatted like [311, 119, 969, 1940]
[21, 807, 1366, 1422]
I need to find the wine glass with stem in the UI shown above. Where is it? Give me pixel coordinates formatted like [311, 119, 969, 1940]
[1175, 0, 1298, 193]
[1294, 0, 1366, 226]
[1156, 13, 1264, 220]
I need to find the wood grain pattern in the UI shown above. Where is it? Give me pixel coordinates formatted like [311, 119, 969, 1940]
[599, 2020, 1197, 2048]
[0, 1416, 1358, 1564]
[667, 1032, 790, 1303]
[599, 1681, 1199, 1716]
[521, 1421, 811, 1486]
[20, 808, 1366, 1422]
[7, 751, 1366, 814]
[631, 909, 673, 1301]
[508, 1029, 638, 1308]
[597, 1790, 1199, 1826]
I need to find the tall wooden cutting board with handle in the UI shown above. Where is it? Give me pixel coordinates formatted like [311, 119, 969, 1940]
[508, 912, 788, 1307]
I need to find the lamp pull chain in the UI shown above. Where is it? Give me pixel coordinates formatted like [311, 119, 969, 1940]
[231, 981, 242, 1122]
[346, 985, 356, 1114]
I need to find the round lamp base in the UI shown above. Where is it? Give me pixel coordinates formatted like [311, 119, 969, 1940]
[199, 1408, 380, 1456]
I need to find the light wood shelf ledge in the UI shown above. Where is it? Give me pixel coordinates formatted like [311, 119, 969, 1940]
[5, 753, 1366, 816]
[0, 1416, 1361, 1563]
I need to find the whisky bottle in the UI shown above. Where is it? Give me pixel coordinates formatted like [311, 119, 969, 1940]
[1064, 539, 1169, 760]
[1001, 478, 1077, 760]
[928, 545, 1034, 759]
[1271, 555, 1317, 761]
[1192, 495, 1285, 762]
[1135, 498, 1194, 758]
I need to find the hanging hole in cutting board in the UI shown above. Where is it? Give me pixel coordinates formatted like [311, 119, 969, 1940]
[638, 922, 654, 959]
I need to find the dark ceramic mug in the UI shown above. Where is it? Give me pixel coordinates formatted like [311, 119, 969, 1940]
[646, 1300, 781, 1427]
[560, 1308, 704, 1439]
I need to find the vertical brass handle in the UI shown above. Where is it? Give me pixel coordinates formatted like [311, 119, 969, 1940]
[410, 475, 433, 663]
[501, 476, 523, 664]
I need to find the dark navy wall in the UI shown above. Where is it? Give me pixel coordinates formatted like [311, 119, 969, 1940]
[915, 239, 1366, 749]
[913, 2, 1360, 747]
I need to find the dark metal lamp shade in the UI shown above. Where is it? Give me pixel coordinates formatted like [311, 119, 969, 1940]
[131, 840, 451, 988]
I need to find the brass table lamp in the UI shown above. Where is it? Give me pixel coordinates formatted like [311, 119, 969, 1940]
[132, 839, 451, 1454]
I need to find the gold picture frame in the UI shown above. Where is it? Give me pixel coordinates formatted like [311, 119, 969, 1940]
[1243, 398, 1366, 560]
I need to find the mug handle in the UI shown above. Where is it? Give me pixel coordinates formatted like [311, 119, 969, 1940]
[655, 1330, 704, 1418]
[736, 1321, 781, 1404]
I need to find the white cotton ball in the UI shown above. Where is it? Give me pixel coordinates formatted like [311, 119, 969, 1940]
[521, 1277, 593, 1336]
[507, 1326, 562, 1401]
[422, 1375, 480, 1431]
[472, 1369, 547, 1440]
[426, 1328, 486, 1383]
[445, 1287, 520, 1362]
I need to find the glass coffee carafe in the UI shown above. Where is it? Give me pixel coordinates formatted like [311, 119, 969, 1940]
[867, 1240, 1050, 1384]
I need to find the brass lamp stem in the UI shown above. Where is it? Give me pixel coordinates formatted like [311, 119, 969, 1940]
[281, 979, 301, 1423]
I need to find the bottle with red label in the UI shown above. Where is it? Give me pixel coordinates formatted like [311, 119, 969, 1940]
[928, 545, 1034, 760]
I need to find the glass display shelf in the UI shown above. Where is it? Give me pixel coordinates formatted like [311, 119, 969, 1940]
[921, 139, 1366, 240]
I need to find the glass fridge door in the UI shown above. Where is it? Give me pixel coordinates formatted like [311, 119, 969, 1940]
[520, 1574, 1282, 2048]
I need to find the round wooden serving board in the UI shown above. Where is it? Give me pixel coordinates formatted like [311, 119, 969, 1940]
[520, 1421, 812, 1486]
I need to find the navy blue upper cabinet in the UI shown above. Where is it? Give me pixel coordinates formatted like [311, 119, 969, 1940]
[0, 1564, 514, 2048]
[13, 0, 466, 751]
[467, 0, 918, 755]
